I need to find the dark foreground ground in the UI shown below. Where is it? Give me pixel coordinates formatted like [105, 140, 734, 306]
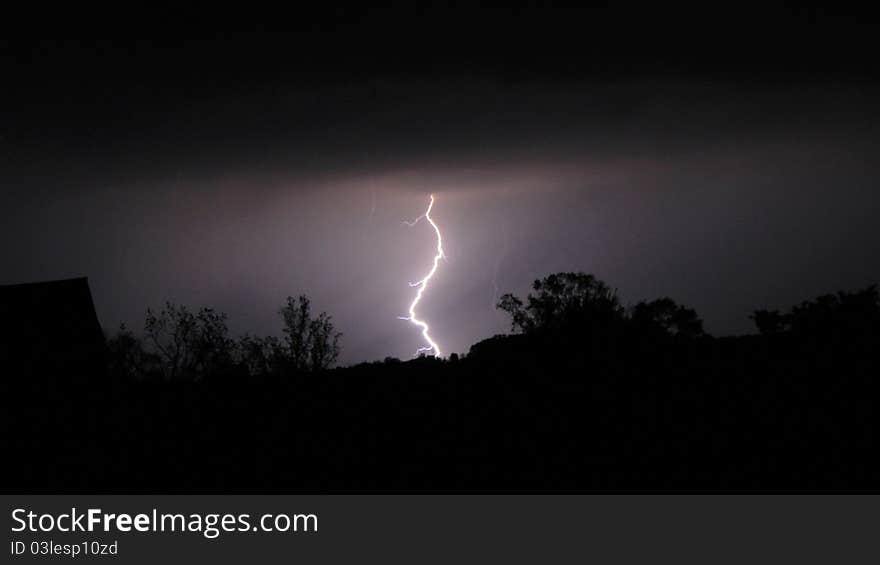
[5, 327, 878, 491]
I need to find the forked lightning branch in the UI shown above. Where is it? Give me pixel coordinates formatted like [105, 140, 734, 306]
[399, 194, 445, 357]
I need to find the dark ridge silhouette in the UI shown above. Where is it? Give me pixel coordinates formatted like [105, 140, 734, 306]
[3, 273, 879, 490]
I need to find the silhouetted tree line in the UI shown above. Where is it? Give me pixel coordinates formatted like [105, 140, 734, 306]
[107, 295, 341, 381]
[499, 272, 879, 343]
[751, 285, 880, 339]
[105, 272, 880, 385]
[7, 271, 880, 490]
[498, 272, 706, 339]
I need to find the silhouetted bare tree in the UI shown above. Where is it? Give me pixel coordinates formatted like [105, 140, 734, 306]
[237, 334, 284, 376]
[144, 302, 234, 380]
[279, 295, 342, 371]
[106, 323, 152, 380]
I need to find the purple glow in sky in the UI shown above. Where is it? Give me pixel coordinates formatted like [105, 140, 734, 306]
[3, 56, 879, 364]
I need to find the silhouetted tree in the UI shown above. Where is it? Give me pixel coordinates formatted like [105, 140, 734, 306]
[751, 309, 788, 335]
[497, 293, 531, 333]
[106, 323, 152, 380]
[279, 295, 342, 371]
[237, 334, 284, 376]
[497, 272, 623, 333]
[308, 310, 341, 371]
[144, 302, 235, 380]
[630, 297, 706, 338]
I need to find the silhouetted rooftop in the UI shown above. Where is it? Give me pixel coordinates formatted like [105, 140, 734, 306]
[0, 277, 105, 379]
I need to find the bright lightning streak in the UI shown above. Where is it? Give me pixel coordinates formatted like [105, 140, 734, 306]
[398, 194, 445, 357]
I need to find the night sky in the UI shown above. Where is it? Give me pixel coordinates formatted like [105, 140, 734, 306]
[3, 7, 879, 363]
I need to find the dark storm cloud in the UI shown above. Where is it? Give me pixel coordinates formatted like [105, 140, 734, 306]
[6, 76, 874, 189]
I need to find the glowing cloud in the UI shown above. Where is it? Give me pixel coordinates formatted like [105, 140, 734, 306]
[398, 194, 445, 356]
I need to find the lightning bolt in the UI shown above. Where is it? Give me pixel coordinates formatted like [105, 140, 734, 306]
[398, 194, 445, 357]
